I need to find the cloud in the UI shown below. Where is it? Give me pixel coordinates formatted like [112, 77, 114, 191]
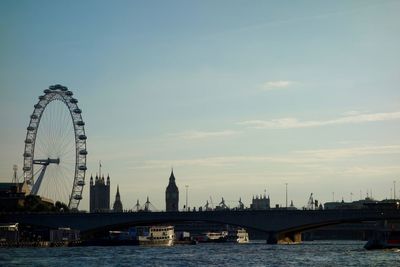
[172, 130, 240, 140]
[128, 144, 400, 170]
[260, 80, 294, 91]
[342, 165, 400, 176]
[294, 145, 400, 160]
[239, 111, 400, 129]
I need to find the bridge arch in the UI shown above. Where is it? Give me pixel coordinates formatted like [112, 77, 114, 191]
[2, 209, 399, 243]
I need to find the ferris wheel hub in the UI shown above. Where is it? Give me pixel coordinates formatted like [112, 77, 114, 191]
[33, 158, 60, 166]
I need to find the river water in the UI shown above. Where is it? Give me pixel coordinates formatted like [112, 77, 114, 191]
[0, 241, 398, 266]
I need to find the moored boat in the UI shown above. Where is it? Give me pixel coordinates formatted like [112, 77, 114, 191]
[227, 228, 249, 244]
[132, 225, 175, 246]
[197, 231, 228, 243]
[80, 226, 175, 247]
[364, 229, 400, 250]
[237, 228, 249, 243]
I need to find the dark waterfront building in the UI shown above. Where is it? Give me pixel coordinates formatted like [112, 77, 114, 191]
[0, 182, 27, 212]
[165, 169, 179, 212]
[89, 174, 110, 212]
[112, 185, 123, 212]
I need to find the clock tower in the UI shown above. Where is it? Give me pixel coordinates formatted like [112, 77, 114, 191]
[165, 169, 179, 212]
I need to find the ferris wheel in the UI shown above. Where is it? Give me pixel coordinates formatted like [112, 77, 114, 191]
[23, 84, 87, 210]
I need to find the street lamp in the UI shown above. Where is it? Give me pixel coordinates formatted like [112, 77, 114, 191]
[185, 185, 189, 211]
[285, 183, 288, 209]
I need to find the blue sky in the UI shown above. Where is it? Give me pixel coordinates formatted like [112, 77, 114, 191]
[1, 0, 400, 211]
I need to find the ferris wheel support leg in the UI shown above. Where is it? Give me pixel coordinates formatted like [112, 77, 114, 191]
[31, 165, 48, 195]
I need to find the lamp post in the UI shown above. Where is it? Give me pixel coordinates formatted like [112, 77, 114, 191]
[285, 183, 288, 209]
[185, 185, 189, 211]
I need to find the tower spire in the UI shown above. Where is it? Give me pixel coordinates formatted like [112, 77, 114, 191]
[99, 160, 102, 179]
[112, 184, 123, 212]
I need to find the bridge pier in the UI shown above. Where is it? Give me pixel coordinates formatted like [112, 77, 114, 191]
[267, 231, 302, 244]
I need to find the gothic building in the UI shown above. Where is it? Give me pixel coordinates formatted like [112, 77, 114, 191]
[165, 169, 179, 212]
[250, 194, 270, 210]
[89, 174, 110, 212]
[112, 185, 123, 212]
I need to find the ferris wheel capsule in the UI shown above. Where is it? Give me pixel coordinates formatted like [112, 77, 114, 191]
[78, 165, 87, 171]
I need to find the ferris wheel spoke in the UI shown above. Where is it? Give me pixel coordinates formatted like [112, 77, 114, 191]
[58, 167, 73, 203]
[55, 106, 74, 157]
[57, 135, 75, 157]
[45, 167, 65, 204]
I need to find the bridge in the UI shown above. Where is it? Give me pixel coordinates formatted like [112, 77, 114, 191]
[2, 209, 400, 243]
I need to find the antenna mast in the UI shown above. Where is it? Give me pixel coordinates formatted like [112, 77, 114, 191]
[12, 165, 19, 192]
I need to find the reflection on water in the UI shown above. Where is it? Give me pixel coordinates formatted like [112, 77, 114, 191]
[0, 240, 398, 267]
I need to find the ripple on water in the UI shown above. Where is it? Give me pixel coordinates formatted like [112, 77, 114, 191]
[0, 241, 398, 267]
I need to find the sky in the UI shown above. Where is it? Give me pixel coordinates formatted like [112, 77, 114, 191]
[1, 0, 400, 211]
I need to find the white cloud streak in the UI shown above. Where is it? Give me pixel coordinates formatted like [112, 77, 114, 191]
[129, 145, 400, 169]
[172, 130, 240, 140]
[239, 111, 400, 129]
[261, 80, 294, 91]
[294, 145, 400, 160]
[342, 165, 400, 177]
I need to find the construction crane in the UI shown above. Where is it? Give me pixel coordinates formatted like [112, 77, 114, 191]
[218, 197, 229, 210]
[238, 197, 244, 210]
[209, 196, 214, 209]
[307, 193, 314, 210]
[204, 200, 211, 211]
[134, 199, 141, 212]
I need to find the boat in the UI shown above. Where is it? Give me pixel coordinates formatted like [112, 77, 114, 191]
[131, 226, 175, 246]
[81, 226, 174, 247]
[174, 231, 197, 245]
[227, 228, 249, 244]
[364, 229, 400, 250]
[197, 231, 228, 243]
